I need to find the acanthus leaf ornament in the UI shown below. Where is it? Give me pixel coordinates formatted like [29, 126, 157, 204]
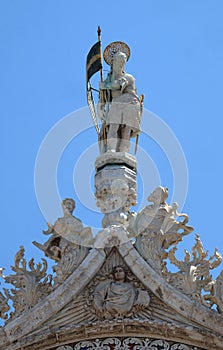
[167, 235, 222, 302]
[3, 246, 53, 320]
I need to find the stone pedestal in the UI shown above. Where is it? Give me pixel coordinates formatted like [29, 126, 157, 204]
[94, 152, 137, 227]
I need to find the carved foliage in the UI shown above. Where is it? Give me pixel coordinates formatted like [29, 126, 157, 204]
[4, 246, 53, 320]
[34, 234, 89, 286]
[203, 269, 223, 313]
[53, 242, 89, 286]
[0, 289, 10, 320]
[134, 230, 168, 275]
[167, 235, 222, 302]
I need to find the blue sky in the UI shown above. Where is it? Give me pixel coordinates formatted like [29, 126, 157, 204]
[1, 0, 223, 292]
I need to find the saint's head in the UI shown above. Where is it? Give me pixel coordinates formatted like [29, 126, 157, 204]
[62, 198, 75, 215]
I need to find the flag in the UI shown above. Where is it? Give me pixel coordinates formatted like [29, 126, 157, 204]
[86, 41, 102, 83]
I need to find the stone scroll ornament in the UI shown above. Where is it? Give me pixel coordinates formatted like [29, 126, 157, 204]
[33, 198, 93, 286]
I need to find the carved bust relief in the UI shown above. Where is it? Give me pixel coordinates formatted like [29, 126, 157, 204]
[93, 265, 150, 319]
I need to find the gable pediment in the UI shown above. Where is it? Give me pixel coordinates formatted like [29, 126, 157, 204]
[1, 243, 223, 350]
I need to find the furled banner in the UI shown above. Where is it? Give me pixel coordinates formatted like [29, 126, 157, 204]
[86, 41, 102, 83]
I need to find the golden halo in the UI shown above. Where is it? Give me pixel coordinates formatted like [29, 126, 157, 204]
[103, 41, 131, 66]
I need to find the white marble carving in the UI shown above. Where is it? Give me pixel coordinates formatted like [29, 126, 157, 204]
[128, 187, 193, 274]
[95, 159, 137, 228]
[52, 242, 89, 286]
[33, 198, 92, 285]
[0, 290, 9, 320]
[167, 235, 222, 302]
[128, 187, 193, 238]
[94, 225, 131, 249]
[203, 267, 223, 312]
[34, 198, 93, 252]
[0, 34, 223, 350]
[95, 151, 137, 171]
[4, 246, 53, 320]
[98, 42, 143, 154]
[92, 265, 150, 319]
[72, 338, 198, 350]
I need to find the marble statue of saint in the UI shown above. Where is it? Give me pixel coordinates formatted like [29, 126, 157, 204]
[52, 198, 92, 245]
[98, 42, 143, 153]
[33, 198, 93, 261]
[93, 265, 150, 319]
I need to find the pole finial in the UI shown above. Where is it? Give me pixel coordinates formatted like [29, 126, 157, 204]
[97, 26, 102, 42]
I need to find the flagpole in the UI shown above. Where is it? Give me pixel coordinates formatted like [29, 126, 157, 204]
[97, 26, 107, 148]
[86, 27, 104, 135]
[97, 26, 103, 83]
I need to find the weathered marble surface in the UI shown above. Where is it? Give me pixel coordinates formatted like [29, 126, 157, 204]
[33, 198, 92, 285]
[95, 151, 136, 171]
[93, 265, 150, 319]
[1, 248, 106, 346]
[128, 186, 194, 275]
[33, 198, 93, 253]
[0, 190, 223, 350]
[98, 42, 143, 154]
[2, 246, 53, 322]
[95, 154, 137, 228]
[55, 338, 203, 350]
[1, 33, 223, 350]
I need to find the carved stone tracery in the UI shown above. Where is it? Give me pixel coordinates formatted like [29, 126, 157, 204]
[54, 338, 201, 350]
